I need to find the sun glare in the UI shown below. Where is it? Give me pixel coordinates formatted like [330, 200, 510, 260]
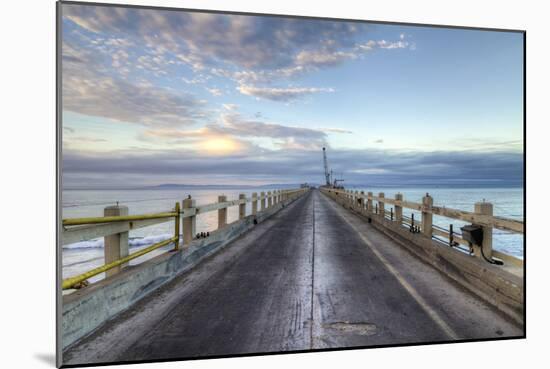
[200, 137, 241, 155]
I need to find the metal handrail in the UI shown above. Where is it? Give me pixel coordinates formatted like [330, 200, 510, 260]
[62, 236, 178, 290]
[62, 212, 178, 226]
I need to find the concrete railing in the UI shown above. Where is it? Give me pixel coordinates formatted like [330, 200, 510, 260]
[62, 188, 309, 290]
[320, 187, 523, 265]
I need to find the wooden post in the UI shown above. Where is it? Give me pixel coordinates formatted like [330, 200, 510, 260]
[104, 204, 129, 277]
[359, 191, 365, 212]
[182, 197, 196, 245]
[260, 191, 266, 210]
[422, 193, 433, 237]
[474, 201, 493, 259]
[367, 192, 373, 213]
[378, 192, 385, 218]
[252, 192, 258, 215]
[395, 193, 403, 224]
[239, 193, 246, 220]
[268, 191, 273, 208]
[218, 195, 227, 229]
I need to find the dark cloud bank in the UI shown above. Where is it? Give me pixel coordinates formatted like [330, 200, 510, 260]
[62, 148, 523, 189]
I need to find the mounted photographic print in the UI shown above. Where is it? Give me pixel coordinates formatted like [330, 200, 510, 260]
[57, 1, 525, 367]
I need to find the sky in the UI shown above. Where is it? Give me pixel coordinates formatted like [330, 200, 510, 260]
[61, 3, 524, 189]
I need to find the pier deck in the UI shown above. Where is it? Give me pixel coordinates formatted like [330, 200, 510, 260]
[63, 189, 522, 365]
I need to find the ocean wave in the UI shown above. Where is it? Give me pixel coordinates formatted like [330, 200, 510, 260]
[63, 234, 173, 250]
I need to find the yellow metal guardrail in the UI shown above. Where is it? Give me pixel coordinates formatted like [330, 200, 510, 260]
[61, 236, 178, 290]
[62, 212, 179, 226]
[62, 202, 181, 290]
[62, 188, 309, 290]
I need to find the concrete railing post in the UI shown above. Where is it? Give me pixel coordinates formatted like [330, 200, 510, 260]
[260, 191, 266, 210]
[218, 195, 227, 229]
[367, 192, 373, 213]
[422, 193, 433, 237]
[104, 204, 129, 277]
[252, 192, 258, 215]
[182, 197, 196, 245]
[239, 193, 246, 220]
[268, 191, 273, 208]
[474, 201, 493, 259]
[395, 193, 403, 224]
[378, 192, 385, 218]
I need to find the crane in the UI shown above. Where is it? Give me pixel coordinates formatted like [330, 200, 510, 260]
[322, 147, 331, 186]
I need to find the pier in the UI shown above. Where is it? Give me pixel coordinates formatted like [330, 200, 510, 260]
[61, 187, 523, 365]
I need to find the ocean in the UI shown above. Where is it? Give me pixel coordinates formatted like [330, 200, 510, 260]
[61, 186, 524, 284]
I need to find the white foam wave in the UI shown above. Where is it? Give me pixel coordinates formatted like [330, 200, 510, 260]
[63, 233, 173, 250]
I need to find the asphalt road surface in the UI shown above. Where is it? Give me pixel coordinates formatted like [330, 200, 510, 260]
[64, 189, 522, 365]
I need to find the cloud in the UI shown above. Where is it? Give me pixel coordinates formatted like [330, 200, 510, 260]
[322, 128, 353, 134]
[63, 4, 364, 71]
[62, 40, 208, 127]
[63, 4, 414, 106]
[63, 72, 207, 127]
[205, 88, 222, 96]
[141, 110, 328, 151]
[237, 85, 334, 102]
[356, 38, 409, 51]
[222, 103, 238, 111]
[295, 49, 357, 67]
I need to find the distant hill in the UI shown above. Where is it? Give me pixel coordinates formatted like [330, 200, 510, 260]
[140, 183, 306, 190]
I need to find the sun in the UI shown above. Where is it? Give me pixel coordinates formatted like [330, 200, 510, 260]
[200, 137, 241, 155]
